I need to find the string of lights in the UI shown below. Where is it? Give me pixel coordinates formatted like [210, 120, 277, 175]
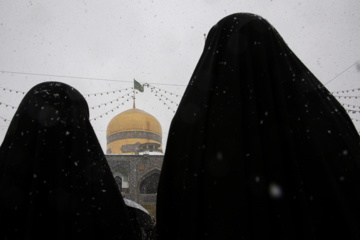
[351, 118, 360, 122]
[90, 90, 133, 109]
[0, 115, 11, 123]
[146, 84, 180, 107]
[156, 96, 177, 113]
[333, 95, 360, 99]
[148, 84, 181, 97]
[0, 101, 18, 109]
[1, 87, 26, 94]
[0, 84, 181, 123]
[332, 87, 360, 95]
[90, 96, 133, 121]
[152, 90, 179, 106]
[345, 108, 360, 114]
[147, 88, 179, 113]
[1, 80, 359, 102]
[85, 87, 133, 97]
[1, 82, 360, 130]
[341, 103, 360, 109]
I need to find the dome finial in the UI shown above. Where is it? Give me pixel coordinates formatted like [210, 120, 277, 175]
[133, 89, 136, 109]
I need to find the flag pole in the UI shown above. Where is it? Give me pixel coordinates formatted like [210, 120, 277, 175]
[133, 79, 136, 108]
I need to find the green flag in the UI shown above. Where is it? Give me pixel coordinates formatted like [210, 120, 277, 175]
[134, 79, 144, 92]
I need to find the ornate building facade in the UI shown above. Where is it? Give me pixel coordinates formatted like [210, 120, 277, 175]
[106, 154, 163, 217]
[105, 107, 164, 217]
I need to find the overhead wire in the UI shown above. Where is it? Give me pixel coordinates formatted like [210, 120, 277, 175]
[324, 59, 360, 86]
[0, 70, 188, 87]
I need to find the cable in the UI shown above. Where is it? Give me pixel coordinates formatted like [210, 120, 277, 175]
[324, 59, 360, 86]
[0, 70, 188, 87]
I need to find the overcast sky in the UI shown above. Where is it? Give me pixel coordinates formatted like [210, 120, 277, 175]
[0, 0, 359, 152]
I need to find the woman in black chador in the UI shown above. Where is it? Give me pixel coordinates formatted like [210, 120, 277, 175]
[156, 13, 360, 239]
[0, 82, 136, 239]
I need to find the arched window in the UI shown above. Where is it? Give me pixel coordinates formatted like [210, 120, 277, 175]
[140, 172, 160, 194]
[112, 165, 129, 190]
[115, 176, 122, 191]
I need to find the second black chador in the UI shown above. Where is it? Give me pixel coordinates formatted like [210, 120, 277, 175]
[156, 13, 360, 240]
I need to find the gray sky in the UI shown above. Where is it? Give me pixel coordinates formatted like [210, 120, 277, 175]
[1, 0, 360, 152]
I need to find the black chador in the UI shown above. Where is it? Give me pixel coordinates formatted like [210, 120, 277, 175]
[157, 13, 360, 240]
[0, 82, 136, 239]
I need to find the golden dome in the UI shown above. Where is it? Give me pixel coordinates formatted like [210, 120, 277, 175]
[106, 108, 162, 154]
